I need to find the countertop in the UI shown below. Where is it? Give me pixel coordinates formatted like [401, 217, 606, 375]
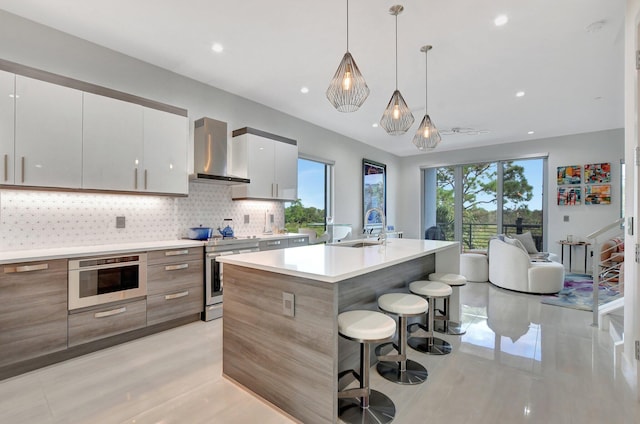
[0, 239, 205, 265]
[216, 238, 459, 283]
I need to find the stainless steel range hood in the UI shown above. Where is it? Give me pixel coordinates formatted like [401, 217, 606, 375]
[190, 117, 250, 185]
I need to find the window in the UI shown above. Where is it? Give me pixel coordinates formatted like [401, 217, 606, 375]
[424, 157, 546, 251]
[284, 157, 333, 236]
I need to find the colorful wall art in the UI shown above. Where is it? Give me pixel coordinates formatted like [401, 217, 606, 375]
[584, 163, 611, 184]
[557, 187, 582, 206]
[585, 184, 611, 205]
[557, 165, 581, 185]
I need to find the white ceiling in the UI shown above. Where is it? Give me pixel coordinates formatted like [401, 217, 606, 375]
[0, 0, 626, 157]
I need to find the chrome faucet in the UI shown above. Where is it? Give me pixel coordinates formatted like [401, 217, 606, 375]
[364, 207, 386, 244]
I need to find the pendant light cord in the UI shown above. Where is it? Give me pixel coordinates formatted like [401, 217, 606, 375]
[346, 0, 349, 52]
[425, 50, 428, 113]
[395, 13, 398, 90]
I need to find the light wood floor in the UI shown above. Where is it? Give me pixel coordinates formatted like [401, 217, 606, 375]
[1, 282, 638, 423]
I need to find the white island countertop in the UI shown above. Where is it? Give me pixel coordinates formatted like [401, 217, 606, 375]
[216, 238, 459, 283]
[0, 239, 205, 265]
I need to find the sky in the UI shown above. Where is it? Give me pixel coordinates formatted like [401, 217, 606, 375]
[297, 158, 325, 209]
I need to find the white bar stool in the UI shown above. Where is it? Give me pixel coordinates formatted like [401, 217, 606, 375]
[407, 281, 453, 355]
[338, 310, 397, 424]
[428, 272, 467, 335]
[375, 293, 429, 385]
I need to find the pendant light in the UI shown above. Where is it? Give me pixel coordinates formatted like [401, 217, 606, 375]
[380, 5, 414, 135]
[326, 0, 370, 112]
[412, 45, 441, 150]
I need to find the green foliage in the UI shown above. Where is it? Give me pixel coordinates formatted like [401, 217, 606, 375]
[284, 200, 325, 233]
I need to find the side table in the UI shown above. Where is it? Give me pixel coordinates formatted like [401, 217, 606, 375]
[558, 240, 591, 273]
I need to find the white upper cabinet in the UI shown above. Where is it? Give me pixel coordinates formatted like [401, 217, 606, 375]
[142, 108, 188, 194]
[231, 128, 297, 201]
[82, 93, 144, 191]
[14, 76, 83, 188]
[0, 70, 14, 185]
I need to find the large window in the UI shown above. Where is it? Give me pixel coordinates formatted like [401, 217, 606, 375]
[425, 157, 546, 251]
[284, 157, 333, 235]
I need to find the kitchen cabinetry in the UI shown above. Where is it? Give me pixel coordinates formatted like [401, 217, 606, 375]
[83, 92, 144, 191]
[146, 247, 204, 326]
[142, 108, 188, 195]
[0, 259, 68, 367]
[231, 128, 298, 200]
[68, 299, 147, 347]
[0, 70, 14, 185]
[14, 75, 83, 188]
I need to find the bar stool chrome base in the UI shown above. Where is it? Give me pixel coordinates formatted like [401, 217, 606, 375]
[434, 319, 466, 335]
[376, 357, 428, 385]
[408, 336, 452, 355]
[338, 390, 396, 424]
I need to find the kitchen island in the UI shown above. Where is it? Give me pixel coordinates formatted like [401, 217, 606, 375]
[217, 238, 459, 423]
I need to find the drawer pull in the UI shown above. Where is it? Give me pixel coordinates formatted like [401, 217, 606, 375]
[165, 291, 189, 300]
[4, 263, 49, 273]
[165, 263, 189, 271]
[94, 307, 127, 318]
[165, 249, 189, 256]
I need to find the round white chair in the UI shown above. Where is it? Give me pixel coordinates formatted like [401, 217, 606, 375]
[428, 272, 467, 335]
[337, 310, 397, 424]
[375, 293, 429, 385]
[407, 281, 453, 355]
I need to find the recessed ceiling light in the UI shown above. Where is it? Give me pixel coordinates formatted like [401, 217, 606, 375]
[8, 94, 19, 98]
[528, 131, 535, 135]
[211, 43, 224, 53]
[494, 15, 508, 26]
[372, 123, 379, 128]
[516, 91, 525, 97]
[300, 87, 309, 94]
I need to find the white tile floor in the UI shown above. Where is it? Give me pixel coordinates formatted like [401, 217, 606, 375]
[1, 282, 638, 423]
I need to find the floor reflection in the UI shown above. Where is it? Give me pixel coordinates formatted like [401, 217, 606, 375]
[460, 283, 541, 362]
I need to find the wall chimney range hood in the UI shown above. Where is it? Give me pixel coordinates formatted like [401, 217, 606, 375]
[190, 117, 250, 185]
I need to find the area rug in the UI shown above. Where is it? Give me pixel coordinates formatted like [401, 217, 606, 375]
[540, 273, 622, 311]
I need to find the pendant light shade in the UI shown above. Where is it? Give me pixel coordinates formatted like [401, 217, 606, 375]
[412, 45, 441, 150]
[326, 0, 370, 112]
[381, 5, 414, 135]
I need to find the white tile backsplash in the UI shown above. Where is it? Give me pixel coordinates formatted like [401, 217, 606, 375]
[0, 183, 284, 251]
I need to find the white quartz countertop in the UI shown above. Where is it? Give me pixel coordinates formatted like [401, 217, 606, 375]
[0, 239, 205, 265]
[216, 238, 459, 283]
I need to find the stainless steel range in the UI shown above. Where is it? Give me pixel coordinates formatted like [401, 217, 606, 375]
[203, 237, 260, 321]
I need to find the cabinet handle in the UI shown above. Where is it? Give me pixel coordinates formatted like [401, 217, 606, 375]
[94, 306, 127, 318]
[165, 291, 189, 300]
[3, 154, 7, 182]
[4, 263, 49, 273]
[275, 183, 279, 197]
[134, 168, 138, 189]
[21, 156, 24, 183]
[144, 169, 148, 190]
[165, 263, 189, 271]
[165, 249, 189, 256]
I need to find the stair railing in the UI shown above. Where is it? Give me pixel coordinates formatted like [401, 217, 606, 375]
[586, 218, 624, 326]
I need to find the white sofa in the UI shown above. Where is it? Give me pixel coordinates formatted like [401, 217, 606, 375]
[488, 238, 564, 294]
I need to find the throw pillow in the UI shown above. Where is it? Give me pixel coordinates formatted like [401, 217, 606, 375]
[512, 231, 538, 254]
[505, 237, 528, 254]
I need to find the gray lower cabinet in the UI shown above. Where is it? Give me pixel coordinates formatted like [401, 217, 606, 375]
[68, 299, 147, 347]
[146, 248, 204, 326]
[0, 259, 68, 367]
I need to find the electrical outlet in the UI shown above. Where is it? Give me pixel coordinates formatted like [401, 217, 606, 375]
[282, 292, 295, 317]
[563, 215, 569, 222]
[116, 216, 126, 228]
[244, 214, 250, 224]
